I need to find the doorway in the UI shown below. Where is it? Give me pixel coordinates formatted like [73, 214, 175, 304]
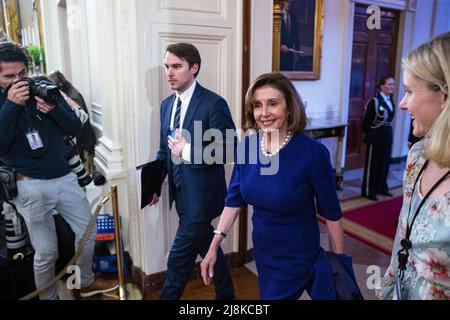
[345, 4, 399, 169]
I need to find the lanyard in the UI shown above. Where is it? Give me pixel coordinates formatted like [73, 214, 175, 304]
[397, 160, 450, 272]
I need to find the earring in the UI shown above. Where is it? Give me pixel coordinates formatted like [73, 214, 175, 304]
[442, 104, 446, 110]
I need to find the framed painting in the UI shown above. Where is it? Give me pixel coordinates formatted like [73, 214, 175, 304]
[272, 0, 324, 80]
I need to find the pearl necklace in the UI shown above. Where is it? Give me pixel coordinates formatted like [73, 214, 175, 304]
[260, 131, 292, 157]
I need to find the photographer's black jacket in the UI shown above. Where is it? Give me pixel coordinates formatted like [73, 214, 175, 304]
[0, 92, 82, 179]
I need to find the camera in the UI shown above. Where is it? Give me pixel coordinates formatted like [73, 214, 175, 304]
[5, 77, 61, 104]
[93, 171, 106, 186]
[66, 140, 93, 187]
[27, 78, 61, 104]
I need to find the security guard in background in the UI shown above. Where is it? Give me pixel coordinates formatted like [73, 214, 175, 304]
[361, 76, 396, 201]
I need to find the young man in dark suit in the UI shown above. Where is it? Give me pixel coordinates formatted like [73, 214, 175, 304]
[150, 43, 236, 300]
[361, 76, 396, 201]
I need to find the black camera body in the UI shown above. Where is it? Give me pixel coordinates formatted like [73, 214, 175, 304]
[5, 77, 61, 104]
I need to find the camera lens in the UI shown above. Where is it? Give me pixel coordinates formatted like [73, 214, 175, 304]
[78, 175, 93, 187]
[93, 172, 106, 186]
[29, 79, 61, 104]
[67, 151, 93, 187]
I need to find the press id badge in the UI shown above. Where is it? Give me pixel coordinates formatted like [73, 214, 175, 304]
[26, 130, 44, 150]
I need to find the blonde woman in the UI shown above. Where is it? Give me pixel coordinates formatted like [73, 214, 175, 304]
[377, 32, 450, 300]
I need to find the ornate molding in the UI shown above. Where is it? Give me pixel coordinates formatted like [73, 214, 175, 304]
[95, 136, 125, 179]
[116, 0, 142, 268]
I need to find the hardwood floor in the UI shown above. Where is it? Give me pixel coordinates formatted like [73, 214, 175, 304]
[144, 267, 260, 300]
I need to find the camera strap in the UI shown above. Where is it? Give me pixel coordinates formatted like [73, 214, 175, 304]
[396, 160, 450, 298]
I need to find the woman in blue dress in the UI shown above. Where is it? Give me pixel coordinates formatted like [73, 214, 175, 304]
[200, 72, 345, 299]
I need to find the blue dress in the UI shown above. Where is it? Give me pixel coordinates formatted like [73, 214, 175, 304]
[225, 132, 342, 299]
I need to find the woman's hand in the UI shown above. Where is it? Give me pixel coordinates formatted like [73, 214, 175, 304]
[200, 249, 218, 285]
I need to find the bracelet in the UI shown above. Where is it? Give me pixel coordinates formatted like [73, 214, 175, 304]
[213, 230, 227, 238]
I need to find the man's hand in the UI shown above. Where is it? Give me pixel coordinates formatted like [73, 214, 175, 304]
[149, 193, 159, 206]
[168, 129, 186, 157]
[6, 80, 29, 106]
[281, 44, 290, 53]
[35, 97, 55, 114]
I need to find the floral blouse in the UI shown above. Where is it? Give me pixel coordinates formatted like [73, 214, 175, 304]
[376, 141, 450, 300]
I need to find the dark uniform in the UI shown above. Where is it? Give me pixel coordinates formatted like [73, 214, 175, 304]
[361, 93, 395, 199]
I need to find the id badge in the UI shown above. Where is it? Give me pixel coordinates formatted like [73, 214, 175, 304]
[26, 130, 44, 150]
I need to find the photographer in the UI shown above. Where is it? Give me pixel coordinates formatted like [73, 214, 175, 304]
[33, 76, 92, 187]
[0, 42, 117, 299]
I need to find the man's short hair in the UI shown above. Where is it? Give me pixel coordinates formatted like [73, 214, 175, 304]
[166, 43, 201, 77]
[0, 41, 30, 70]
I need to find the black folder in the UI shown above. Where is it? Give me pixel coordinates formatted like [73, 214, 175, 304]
[136, 160, 164, 209]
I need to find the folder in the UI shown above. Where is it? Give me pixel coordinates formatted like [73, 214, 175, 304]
[136, 160, 165, 209]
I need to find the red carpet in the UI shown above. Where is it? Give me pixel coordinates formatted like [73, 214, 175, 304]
[342, 196, 403, 254]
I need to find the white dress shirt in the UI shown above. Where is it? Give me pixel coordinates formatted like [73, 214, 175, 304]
[380, 92, 393, 112]
[169, 80, 197, 161]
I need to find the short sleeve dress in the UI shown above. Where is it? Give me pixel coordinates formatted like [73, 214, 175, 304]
[225, 132, 342, 299]
[376, 141, 450, 300]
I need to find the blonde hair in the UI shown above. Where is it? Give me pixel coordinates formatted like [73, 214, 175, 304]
[244, 72, 307, 133]
[402, 32, 450, 167]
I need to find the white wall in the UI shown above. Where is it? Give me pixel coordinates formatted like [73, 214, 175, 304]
[18, 0, 34, 30]
[250, 0, 273, 81]
[394, 0, 450, 157]
[432, 0, 450, 36]
[292, 0, 349, 123]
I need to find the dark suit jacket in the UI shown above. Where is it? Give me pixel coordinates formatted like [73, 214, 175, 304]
[156, 83, 236, 222]
[280, 11, 300, 70]
[362, 93, 395, 145]
[309, 248, 364, 300]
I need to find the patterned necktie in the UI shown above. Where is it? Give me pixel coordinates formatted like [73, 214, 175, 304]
[174, 97, 182, 129]
[172, 97, 182, 188]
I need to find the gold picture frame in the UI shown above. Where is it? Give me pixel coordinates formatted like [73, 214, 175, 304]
[273, 0, 324, 80]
